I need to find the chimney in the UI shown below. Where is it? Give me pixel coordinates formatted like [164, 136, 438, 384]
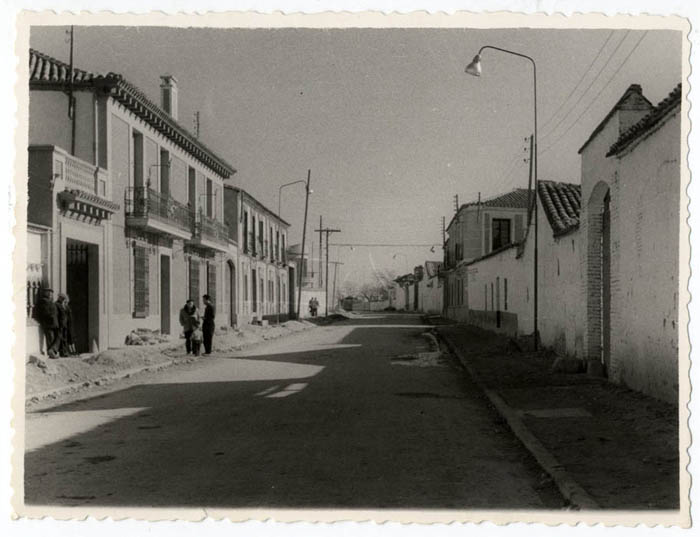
[160, 75, 178, 120]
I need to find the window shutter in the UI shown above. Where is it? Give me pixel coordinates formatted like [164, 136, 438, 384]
[189, 258, 200, 308]
[133, 245, 149, 317]
[514, 214, 523, 242]
[484, 213, 491, 253]
[207, 262, 217, 306]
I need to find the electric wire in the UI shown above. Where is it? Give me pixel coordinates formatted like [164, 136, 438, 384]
[540, 30, 630, 142]
[539, 30, 615, 133]
[540, 31, 649, 156]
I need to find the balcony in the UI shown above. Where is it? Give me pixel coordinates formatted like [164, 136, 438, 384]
[28, 146, 119, 227]
[125, 187, 194, 240]
[189, 213, 230, 252]
[65, 152, 109, 198]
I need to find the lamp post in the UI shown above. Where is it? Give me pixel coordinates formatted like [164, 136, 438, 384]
[465, 45, 539, 350]
[277, 178, 310, 325]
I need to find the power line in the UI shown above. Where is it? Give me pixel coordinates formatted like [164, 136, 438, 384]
[540, 30, 630, 142]
[541, 31, 648, 156]
[539, 30, 615, 132]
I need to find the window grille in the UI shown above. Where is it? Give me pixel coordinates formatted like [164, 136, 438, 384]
[133, 245, 149, 317]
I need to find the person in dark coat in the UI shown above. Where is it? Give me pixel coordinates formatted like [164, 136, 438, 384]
[32, 288, 60, 358]
[178, 299, 199, 354]
[55, 293, 69, 357]
[63, 294, 76, 355]
[202, 294, 215, 355]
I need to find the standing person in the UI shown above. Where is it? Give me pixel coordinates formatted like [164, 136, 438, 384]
[55, 293, 69, 357]
[32, 288, 60, 358]
[178, 299, 198, 355]
[202, 294, 215, 355]
[190, 318, 203, 356]
[63, 294, 76, 355]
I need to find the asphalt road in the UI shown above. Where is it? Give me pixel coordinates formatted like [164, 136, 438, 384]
[25, 313, 563, 509]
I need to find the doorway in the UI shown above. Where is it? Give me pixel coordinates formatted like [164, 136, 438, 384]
[288, 267, 296, 319]
[160, 255, 171, 335]
[601, 191, 611, 374]
[251, 268, 257, 313]
[227, 261, 236, 326]
[66, 239, 99, 353]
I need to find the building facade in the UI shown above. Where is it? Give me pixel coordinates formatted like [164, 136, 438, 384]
[27, 48, 236, 351]
[443, 189, 530, 322]
[224, 186, 294, 325]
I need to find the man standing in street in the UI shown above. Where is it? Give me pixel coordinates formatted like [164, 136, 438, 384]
[202, 294, 215, 355]
[32, 288, 60, 358]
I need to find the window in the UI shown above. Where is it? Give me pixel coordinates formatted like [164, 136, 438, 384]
[133, 245, 149, 317]
[206, 179, 213, 217]
[244, 273, 249, 302]
[160, 148, 170, 195]
[491, 218, 511, 250]
[484, 284, 487, 311]
[504, 278, 508, 311]
[189, 258, 200, 308]
[491, 282, 494, 311]
[188, 167, 196, 209]
[207, 262, 217, 307]
[132, 130, 144, 188]
[243, 211, 249, 253]
[282, 234, 286, 262]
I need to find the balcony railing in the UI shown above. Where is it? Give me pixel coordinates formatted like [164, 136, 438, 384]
[125, 187, 194, 234]
[196, 213, 229, 246]
[65, 153, 108, 197]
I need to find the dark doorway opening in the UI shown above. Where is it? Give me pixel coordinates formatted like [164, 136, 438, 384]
[601, 191, 611, 375]
[288, 267, 296, 319]
[228, 261, 236, 327]
[160, 255, 170, 335]
[66, 239, 99, 353]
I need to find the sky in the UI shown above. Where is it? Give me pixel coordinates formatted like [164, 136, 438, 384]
[30, 26, 682, 290]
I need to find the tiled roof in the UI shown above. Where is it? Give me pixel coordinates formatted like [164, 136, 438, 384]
[607, 83, 681, 157]
[537, 181, 581, 237]
[29, 49, 236, 179]
[578, 84, 654, 154]
[447, 188, 531, 232]
[476, 188, 531, 209]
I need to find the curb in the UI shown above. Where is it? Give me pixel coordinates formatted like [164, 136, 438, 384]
[26, 323, 317, 404]
[437, 328, 600, 510]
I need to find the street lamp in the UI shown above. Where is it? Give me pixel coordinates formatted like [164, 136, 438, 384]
[465, 45, 539, 350]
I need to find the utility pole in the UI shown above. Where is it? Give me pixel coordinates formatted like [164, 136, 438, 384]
[314, 221, 341, 317]
[296, 170, 311, 320]
[527, 134, 534, 226]
[329, 261, 344, 312]
[318, 215, 323, 288]
[67, 25, 76, 155]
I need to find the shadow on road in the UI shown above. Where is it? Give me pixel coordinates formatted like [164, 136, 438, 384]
[25, 315, 563, 509]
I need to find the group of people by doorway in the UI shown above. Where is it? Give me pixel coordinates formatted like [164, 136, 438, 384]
[32, 288, 77, 359]
[179, 295, 215, 356]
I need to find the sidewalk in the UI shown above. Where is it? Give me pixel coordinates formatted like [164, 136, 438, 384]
[25, 320, 315, 403]
[435, 322, 679, 510]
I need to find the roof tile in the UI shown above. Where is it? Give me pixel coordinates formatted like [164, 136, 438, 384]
[537, 180, 581, 236]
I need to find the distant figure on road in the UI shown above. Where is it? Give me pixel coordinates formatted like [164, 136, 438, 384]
[179, 299, 199, 355]
[309, 297, 319, 317]
[32, 288, 60, 359]
[202, 294, 215, 355]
